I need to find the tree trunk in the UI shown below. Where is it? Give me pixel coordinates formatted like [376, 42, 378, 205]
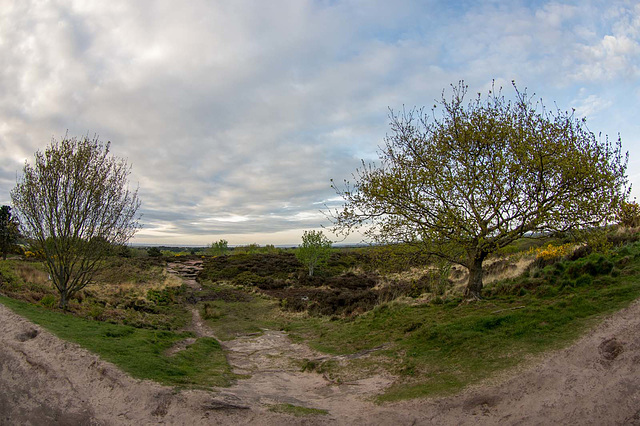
[465, 252, 487, 299]
[59, 292, 68, 310]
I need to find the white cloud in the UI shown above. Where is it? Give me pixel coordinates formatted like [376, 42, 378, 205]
[572, 91, 614, 118]
[571, 34, 640, 81]
[204, 215, 251, 223]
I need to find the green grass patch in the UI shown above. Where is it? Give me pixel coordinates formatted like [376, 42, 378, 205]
[267, 403, 329, 417]
[0, 296, 236, 388]
[199, 289, 284, 340]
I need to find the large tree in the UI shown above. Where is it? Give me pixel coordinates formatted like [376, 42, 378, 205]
[331, 82, 629, 299]
[11, 135, 141, 309]
[0, 205, 20, 260]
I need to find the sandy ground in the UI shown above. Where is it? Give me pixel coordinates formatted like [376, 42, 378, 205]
[2, 264, 640, 425]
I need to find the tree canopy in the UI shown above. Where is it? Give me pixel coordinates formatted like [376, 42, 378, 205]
[207, 239, 229, 256]
[331, 82, 629, 298]
[11, 135, 141, 308]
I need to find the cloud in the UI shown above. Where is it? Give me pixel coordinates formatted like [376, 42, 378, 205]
[564, 3, 640, 82]
[572, 90, 614, 118]
[1, 0, 639, 244]
[571, 34, 640, 81]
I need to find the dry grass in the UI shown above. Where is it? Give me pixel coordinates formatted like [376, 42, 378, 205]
[86, 270, 182, 302]
[6, 259, 184, 305]
[387, 255, 536, 296]
[384, 266, 433, 284]
[483, 256, 535, 284]
[12, 263, 51, 287]
[380, 257, 534, 288]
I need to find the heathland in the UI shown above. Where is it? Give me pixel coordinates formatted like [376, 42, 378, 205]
[2, 230, 640, 424]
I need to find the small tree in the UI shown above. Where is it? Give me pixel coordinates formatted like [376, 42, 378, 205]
[207, 239, 229, 256]
[0, 205, 20, 260]
[296, 230, 332, 277]
[331, 82, 628, 299]
[11, 135, 141, 309]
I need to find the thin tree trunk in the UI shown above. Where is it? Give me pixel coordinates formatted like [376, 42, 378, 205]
[59, 291, 68, 310]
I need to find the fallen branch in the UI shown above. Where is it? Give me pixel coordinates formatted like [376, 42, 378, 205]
[323, 373, 340, 385]
[341, 344, 389, 360]
[491, 306, 526, 314]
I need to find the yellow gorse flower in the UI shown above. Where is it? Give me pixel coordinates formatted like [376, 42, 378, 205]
[529, 243, 572, 261]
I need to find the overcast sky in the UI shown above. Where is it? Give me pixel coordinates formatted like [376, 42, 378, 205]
[1, 1, 639, 246]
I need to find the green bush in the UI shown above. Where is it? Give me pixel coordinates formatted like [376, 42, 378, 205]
[147, 288, 176, 306]
[88, 305, 105, 320]
[233, 271, 266, 287]
[40, 294, 56, 308]
[147, 247, 163, 257]
[575, 274, 593, 287]
[535, 285, 558, 298]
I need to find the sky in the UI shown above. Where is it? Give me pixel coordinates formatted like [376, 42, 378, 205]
[1, 0, 639, 246]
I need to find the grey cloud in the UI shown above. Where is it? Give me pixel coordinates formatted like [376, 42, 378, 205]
[2, 0, 640, 244]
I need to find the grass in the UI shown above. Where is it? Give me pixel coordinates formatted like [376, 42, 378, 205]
[198, 283, 285, 340]
[0, 295, 236, 389]
[0, 257, 192, 331]
[284, 243, 640, 401]
[0, 260, 51, 298]
[267, 403, 329, 417]
[2, 238, 640, 401]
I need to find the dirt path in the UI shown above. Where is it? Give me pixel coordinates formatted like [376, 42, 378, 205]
[2, 263, 640, 424]
[166, 260, 394, 420]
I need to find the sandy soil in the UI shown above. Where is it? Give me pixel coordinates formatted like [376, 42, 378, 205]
[2, 263, 640, 425]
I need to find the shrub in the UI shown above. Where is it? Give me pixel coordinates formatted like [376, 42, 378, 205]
[199, 253, 301, 282]
[24, 249, 45, 260]
[147, 288, 175, 306]
[575, 274, 593, 287]
[568, 254, 614, 278]
[529, 244, 572, 267]
[88, 305, 105, 320]
[147, 247, 163, 257]
[233, 271, 266, 287]
[40, 294, 57, 308]
[535, 285, 558, 298]
[569, 244, 592, 261]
